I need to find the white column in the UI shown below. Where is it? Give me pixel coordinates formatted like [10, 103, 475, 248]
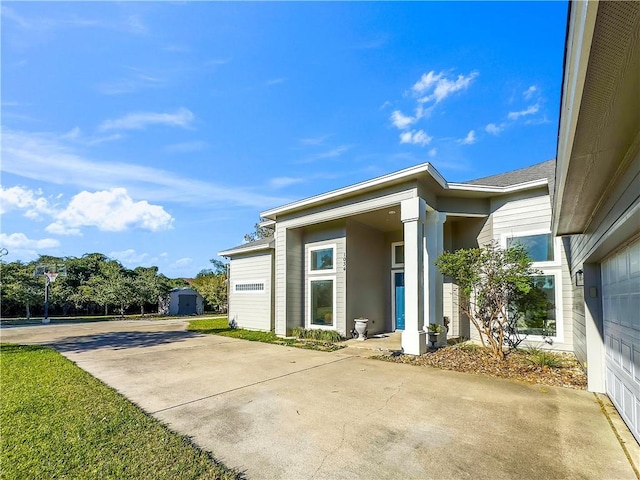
[425, 211, 446, 346]
[401, 197, 427, 355]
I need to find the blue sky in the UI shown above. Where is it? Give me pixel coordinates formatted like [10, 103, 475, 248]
[1, 1, 568, 278]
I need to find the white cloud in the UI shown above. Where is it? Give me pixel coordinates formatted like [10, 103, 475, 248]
[523, 85, 538, 100]
[399, 130, 432, 146]
[1, 129, 291, 209]
[299, 145, 351, 163]
[44, 223, 81, 236]
[266, 78, 286, 86]
[99, 108, 194, 131]
[269, 177, 304, 188]
[390, 110, 416, 129]
[109, 249, 150, 265]
[459, 130, 477, 145]
[428, 148, 437, 158]
[0, 232, 59, 250]
[46, 188, 173, 234]
[299, 135, 330, 146]
[0, 185, 53, 218]
[507, 103, 540, 120]
[172, 257, 192, 268]
[412, 70, 479, 104]
[485, 123, 505, 135]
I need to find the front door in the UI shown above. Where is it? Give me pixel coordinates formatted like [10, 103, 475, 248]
[393, 271, 405, 330]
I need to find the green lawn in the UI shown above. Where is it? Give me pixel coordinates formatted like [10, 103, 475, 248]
[187, 318, 346, 352]
[0, 344, 241, 480]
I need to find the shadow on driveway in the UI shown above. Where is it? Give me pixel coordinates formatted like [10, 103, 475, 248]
[48, 330, 202, 353]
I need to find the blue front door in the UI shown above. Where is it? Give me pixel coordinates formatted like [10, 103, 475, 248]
[394, 271, 405, 330]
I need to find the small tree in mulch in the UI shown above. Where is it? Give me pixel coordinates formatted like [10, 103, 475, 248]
[435, 241, 547, 360]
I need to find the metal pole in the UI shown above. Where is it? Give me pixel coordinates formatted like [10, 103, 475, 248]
[43, 276, 50, 324]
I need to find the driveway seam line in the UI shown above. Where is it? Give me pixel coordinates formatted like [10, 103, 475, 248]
[594, 393, 640, 478]
[150, 356, 354, 414]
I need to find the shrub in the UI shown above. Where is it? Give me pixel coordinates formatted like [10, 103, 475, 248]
[292, 327, 343, 343]
[524, 347, 564, 368]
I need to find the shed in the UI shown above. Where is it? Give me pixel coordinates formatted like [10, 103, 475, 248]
[162, 287, 204, 316]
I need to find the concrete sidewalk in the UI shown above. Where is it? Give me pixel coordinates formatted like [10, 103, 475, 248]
[2, 320, 638, 479]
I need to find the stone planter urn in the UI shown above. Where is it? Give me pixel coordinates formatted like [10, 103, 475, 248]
[354, 318, 368, 341]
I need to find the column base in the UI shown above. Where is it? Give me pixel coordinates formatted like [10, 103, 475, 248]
[402, 329, 427, 355]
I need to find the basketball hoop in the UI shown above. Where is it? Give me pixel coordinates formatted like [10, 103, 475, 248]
[45, 272, 59, 284]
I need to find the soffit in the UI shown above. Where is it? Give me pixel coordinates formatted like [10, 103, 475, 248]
[556, 1, 640, 235]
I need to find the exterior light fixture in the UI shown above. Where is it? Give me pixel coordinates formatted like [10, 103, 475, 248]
[575, 269, 584, 287]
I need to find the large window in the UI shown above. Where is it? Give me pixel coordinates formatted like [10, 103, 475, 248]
[515, 274, 557, 337]
[309, 278, 334, 326]
[308, 244, 336, 328]
[506, 233, 554, 262]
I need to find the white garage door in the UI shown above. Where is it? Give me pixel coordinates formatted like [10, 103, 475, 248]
[602, 237, 640, 444]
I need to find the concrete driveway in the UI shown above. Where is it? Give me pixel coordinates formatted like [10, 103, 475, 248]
[2, 319, 638, 479]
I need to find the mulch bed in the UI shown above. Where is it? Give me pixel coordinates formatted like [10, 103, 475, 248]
[374, 345, 587, 390]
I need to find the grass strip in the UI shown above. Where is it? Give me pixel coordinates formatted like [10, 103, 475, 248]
[0, 344, 242, 480]
[187, 318, 345, 352]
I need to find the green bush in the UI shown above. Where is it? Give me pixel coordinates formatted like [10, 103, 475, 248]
[292, 327, 343, 343]
[524, 347, 564, 368]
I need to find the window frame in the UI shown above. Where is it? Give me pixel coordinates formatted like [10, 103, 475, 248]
[391, 241, 405, 268]
[515, 270, 563, 341]
[308, 243, 337, 274]
[307, 275, 336, 330]
[501, 230, 561, 267]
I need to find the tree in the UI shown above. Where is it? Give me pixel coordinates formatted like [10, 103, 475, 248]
[243, 217, 274, 243]
[0, 261, 42, 318]
[191, 258, 228, 313]
[435, 241, 545, 360]
[132, 266, 172, 315]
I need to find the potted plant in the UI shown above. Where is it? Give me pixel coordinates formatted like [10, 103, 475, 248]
[427, 323, 444, 349]
[354, 317, 368, 341]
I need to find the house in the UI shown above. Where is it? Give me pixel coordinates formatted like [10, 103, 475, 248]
[220, 158, 570, 355]
[219, 0, 639, 444]
[159, 287, 204, 316]
[554, 1, 639, 443]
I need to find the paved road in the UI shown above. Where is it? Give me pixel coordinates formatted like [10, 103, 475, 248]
[2, 320, 638, 479]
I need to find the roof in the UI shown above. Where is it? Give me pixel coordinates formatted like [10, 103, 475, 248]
[218, 236, 274, 257]
[462, 159, 556, 188]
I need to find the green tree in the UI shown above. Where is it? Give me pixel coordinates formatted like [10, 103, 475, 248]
[435, 241, 545, 360]
[243, 217, 274, 243]
[191, 259, 228, 313]
[0, 261, 43, 318]
[132, 266, 172, 315]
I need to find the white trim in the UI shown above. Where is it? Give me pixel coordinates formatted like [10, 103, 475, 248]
[218, 241, 274, 257]
[391, 242, 405, 268]
[307, 275, 337, 330]
[500, 229, 562, 268]
[520, 270, 564, 343]
[262, 163, 444, 219]
[553, 0, 599, 235]
[233, 280, 266, 294]
[308, 243, 337, 274]
[448, 178, 548, 194]
[391, 270, 405, 331]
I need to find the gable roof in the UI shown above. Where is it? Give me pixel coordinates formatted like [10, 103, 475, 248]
[218, 236, 274, 257]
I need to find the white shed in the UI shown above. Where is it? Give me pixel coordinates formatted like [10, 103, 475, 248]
[162, 287, 204, 316]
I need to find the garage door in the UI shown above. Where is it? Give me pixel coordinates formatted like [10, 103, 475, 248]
[602, 237, 640, 444]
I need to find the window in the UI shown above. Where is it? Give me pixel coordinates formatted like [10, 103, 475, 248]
[310, 246, 335, 272]
[309, 278, 334, 327]
[506, 233, 554, 263]
[308, 243, 337, 328]
[392, 242, 405, 267]
[515, 274, 557, 337]
[233, 281, 265, 293]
